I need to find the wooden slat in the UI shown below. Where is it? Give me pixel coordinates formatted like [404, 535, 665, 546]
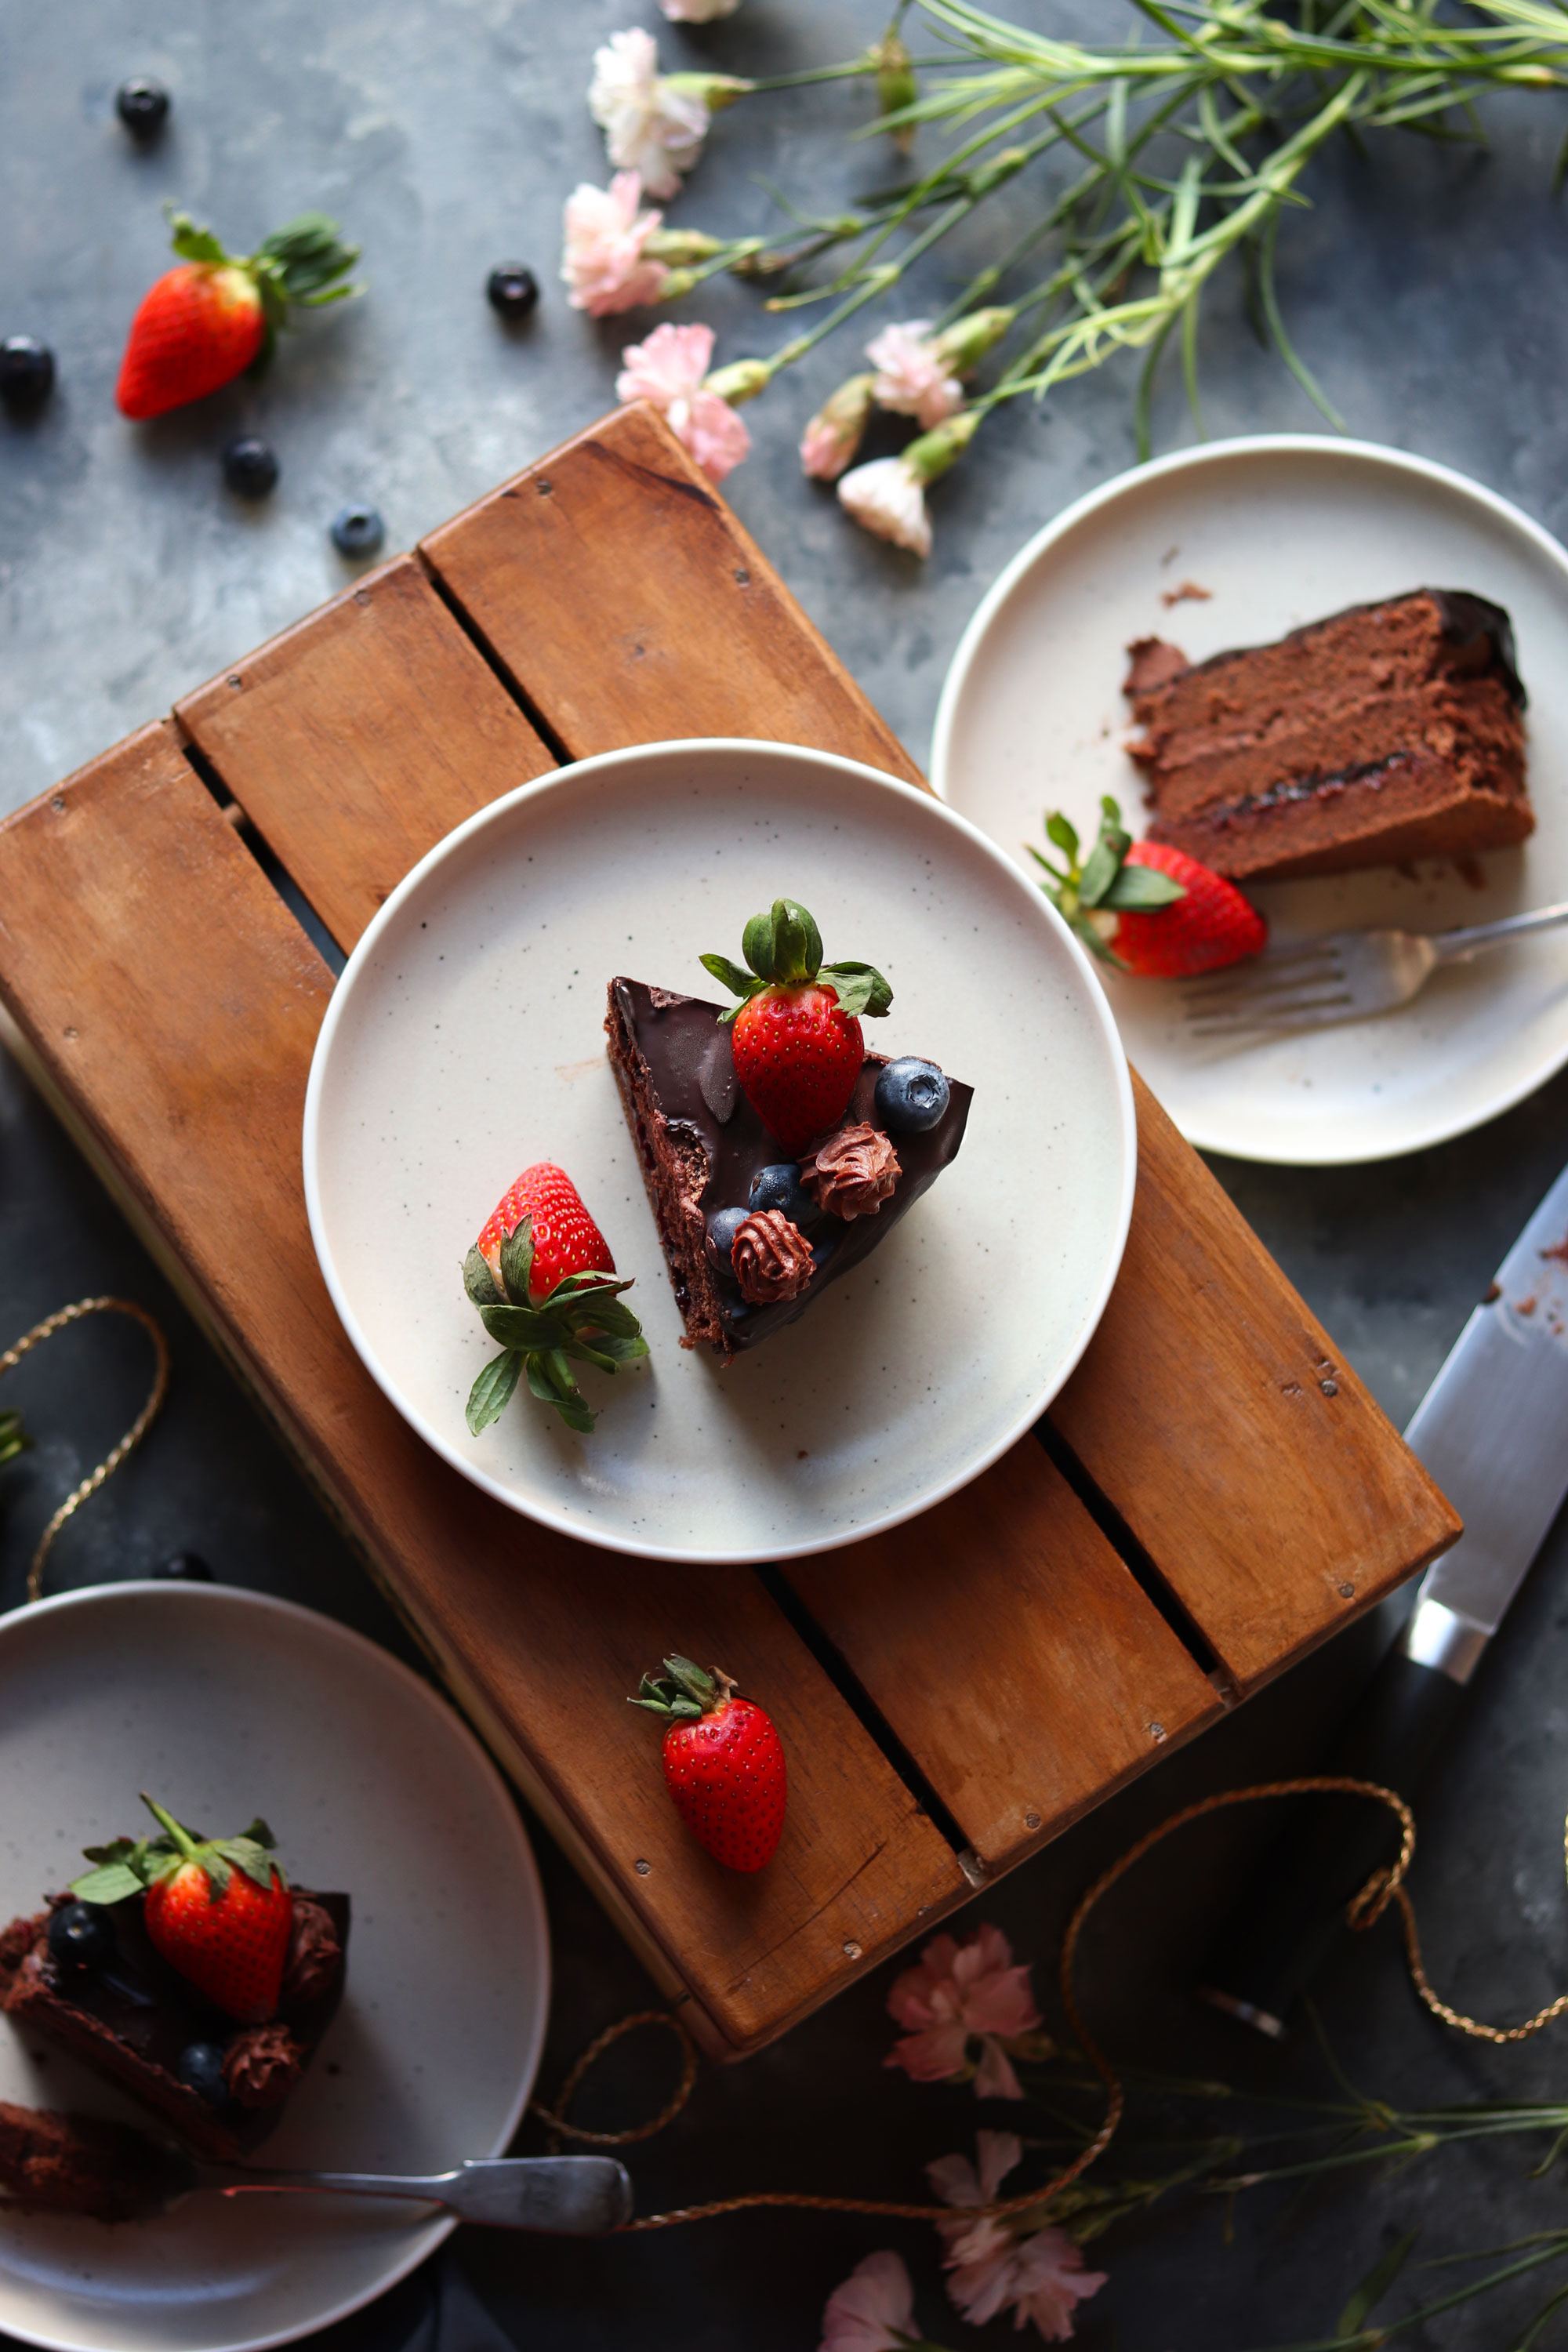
[419, 402, 926, 786]
[175, 556, 554, 952]
[0, 729, 969, 2055]
[1051, 1079, 1462, 1692]
[786, 1443, 1221, 1874]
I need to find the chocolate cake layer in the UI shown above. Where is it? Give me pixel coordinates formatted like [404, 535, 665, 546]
[0, 2100, 180, 2221]
[1, 1890, 348, 2163]
[606, 979, 970, 1359]
[1125, 589, 1532, 882]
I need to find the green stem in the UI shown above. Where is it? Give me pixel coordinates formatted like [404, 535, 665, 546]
[140, 1793, 200, 1859]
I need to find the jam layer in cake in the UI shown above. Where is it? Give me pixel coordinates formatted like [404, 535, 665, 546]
[1, 1889, 348, 2164]
[607, 978, 970, 1359]
[1125, 589, 1531, 882]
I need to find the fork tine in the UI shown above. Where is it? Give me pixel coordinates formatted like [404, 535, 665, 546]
[1187, 989, 1356, 1036]
[1181, 949, 1340, 1003]
[1182, 967, 1346, 1018]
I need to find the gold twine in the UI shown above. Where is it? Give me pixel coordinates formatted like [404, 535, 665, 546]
[0, 1297, 171, 1603]
[530, 1773, 1568, 2230]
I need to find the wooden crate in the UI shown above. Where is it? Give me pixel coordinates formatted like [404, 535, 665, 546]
[0, 405, 1459, 2058]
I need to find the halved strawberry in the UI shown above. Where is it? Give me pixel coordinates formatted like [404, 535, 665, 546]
[463, 1163, 648, 1436]
[70, 1797, 292, 2024]
[1032, 797, 1266, 978]
[701, 898, 891, 1153]
[116, 207, 361, 420]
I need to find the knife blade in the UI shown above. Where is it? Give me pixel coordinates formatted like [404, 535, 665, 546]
[1199, 1158, 1568, 2038]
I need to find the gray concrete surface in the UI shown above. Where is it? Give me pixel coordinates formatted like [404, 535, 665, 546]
[5, 5, 1568, 2347]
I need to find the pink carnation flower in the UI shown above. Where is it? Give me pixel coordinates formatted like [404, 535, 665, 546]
[616, 321, 752, 484]
[818, 2250, 920, 2352]
[866, 320, 964, 428]
[589, 27, 709, 198]
[928, 2133, 1108, 2343]
[885, 1922, 1042, 2096]
[561, 172, 669, 317]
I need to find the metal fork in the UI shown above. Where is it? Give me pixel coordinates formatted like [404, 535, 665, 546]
[1181, 901, 1568, 1036]
[165, 2154, 633, 2231]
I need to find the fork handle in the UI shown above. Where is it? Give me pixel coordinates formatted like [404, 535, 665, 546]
[1432, 899, 1568, 963]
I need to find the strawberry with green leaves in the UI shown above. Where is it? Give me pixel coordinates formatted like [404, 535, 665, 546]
[1033, 797, 1266, 978]
[115, 207, 361, 421]
[70, 1795, 292, 2024]
[463, 1162, 648, 1437]
[701, 898, 891, 1154]
[630, 1656, 786, 1872]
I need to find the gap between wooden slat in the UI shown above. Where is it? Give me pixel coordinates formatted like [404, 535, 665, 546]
[1034, 1419, 1239, 1703]
[413, 546, 576, 771]
[176, 739, 347, 978]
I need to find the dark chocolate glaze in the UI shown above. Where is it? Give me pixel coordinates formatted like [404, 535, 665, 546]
[1149, 587, 1525, 709]
[608, 980, 971, 1356]
[0, 1891, 348, 2161]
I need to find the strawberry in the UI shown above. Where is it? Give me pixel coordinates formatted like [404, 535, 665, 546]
[116, 207, 361, 421]
[701, 898, 892, 1153]
[1031, 797, 1266, 978]
[69, 1796, 292, 2024]
[630, 1656, 786, 1872]
[462, 1163, 648, 1437]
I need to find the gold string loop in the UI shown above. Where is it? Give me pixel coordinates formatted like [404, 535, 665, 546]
[0, 1297, 171, 1604]
[529, 2009, 699, 2147]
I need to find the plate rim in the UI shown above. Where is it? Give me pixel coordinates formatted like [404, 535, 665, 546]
[302, 735, 1137, 1563]
[0, 1579, 550, 2352]
[929, 432, 1568, 1165]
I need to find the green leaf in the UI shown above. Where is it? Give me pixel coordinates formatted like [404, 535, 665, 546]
[1045, 811, 1080, 861]
[1077, 838, 1122, 909]
[217, 1836, 285, 1893]
[479, 1302, 571, 1351]
[253, 213, 362, 307]
[699, 952, 758, 1000]
[776, 899, 823, 979]
[579, 1330, 650, 1366]
[822, 960, 893, 1018]
[1336, 2227, 1420, 2339]
[165, 209, 230, 267]
[463, 1247, 502, 1308]
[1102, 865, 1185, 911]
[580, 1294, 642, 1338]
[498, 1216, 535, 1308]
[67, 1861, 145, 1905]
[202, 1852, 232, 1900]
[525, 1349, 596, 1433]
[466, 1349, 523, 1436]
[741, 912, 777, 981]
[664, 1656, 717, 1708]
[238, 1819, 276, 1849]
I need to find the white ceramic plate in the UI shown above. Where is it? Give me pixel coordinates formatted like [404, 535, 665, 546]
[931, 436, 1568, 1165]
[0, 1583, 548, 2352]
[303, 739, 1134, 1564]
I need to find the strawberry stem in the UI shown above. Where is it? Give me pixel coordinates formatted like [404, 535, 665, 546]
[140, 1793, 201, 1860]
[629, 1656, 736, 1719]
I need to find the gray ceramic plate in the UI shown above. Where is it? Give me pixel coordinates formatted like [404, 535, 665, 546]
[0, 1584, 549, 2352]
[303, 739, 1135, 1563]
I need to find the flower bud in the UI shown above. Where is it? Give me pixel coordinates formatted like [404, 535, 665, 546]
[662, 72, 753, 111]
[655, 267, 699, 302]
[800, 372, 876, 480]
[869, 31, 917, 151]
[904, 408, 980, 486]
[703, 357, 772, 406]
[931, 307, 1014, 376]
[643, 227, 728, 265]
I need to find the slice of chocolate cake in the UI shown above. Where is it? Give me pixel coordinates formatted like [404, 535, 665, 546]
[0, 2100, 183, 2222]
[1, 1887, 348, 2165]
[606, 978, 970, 1359]
[1124, 589, 1532, 882]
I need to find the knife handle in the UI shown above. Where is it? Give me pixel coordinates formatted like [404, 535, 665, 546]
[1196, 1638, 1472, 2036]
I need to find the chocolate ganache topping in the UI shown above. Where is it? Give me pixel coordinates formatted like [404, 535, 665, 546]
[732, 1210, 815, 1305]
[223, 2023, 304, 2109]
[802, 1123, 900, 1220]
[281, 1898, 342, 2007]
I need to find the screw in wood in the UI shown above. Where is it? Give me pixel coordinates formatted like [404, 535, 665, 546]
[1320, 1378, 1338, 1396]
[1025, 1810, 1041, 1831]
[633, 1859, 652, 1875]
[842, 1940, 862, 1959]
[1338, 1581, 1355, 1599]
[1149, 1722, 1167, 1742]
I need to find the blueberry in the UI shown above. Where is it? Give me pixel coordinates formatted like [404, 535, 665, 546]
[747, 1163, 823, 1232]
[116, 78, 170, 137]
[706, 1206, 750, 1270]
[177, 2042, 230, 2107]
[222, 436, 278, 500]
[330, 503, 384, 559]
[873, 1057, 949, 1134]
[487, 263, 539, 321]
[47, 1902, 116, 1976]
[153, 1552, 214, 1581]
[0, 338, 54, 412]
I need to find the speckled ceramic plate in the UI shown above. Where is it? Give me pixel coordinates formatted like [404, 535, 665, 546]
[303, 739, 1134, 1563]
[0, 1582, 548, 2352]
[932, 437, 1568, 1165]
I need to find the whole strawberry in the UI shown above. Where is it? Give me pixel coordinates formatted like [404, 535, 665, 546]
[116, 207, 361, 421]
[70, 1796, 292, 2024]
[630, 1656, 786, 1872]
[462, 1162, 647, 1436]
[1032, 797, 1265, 978]
[701, 898, 891, 1153]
